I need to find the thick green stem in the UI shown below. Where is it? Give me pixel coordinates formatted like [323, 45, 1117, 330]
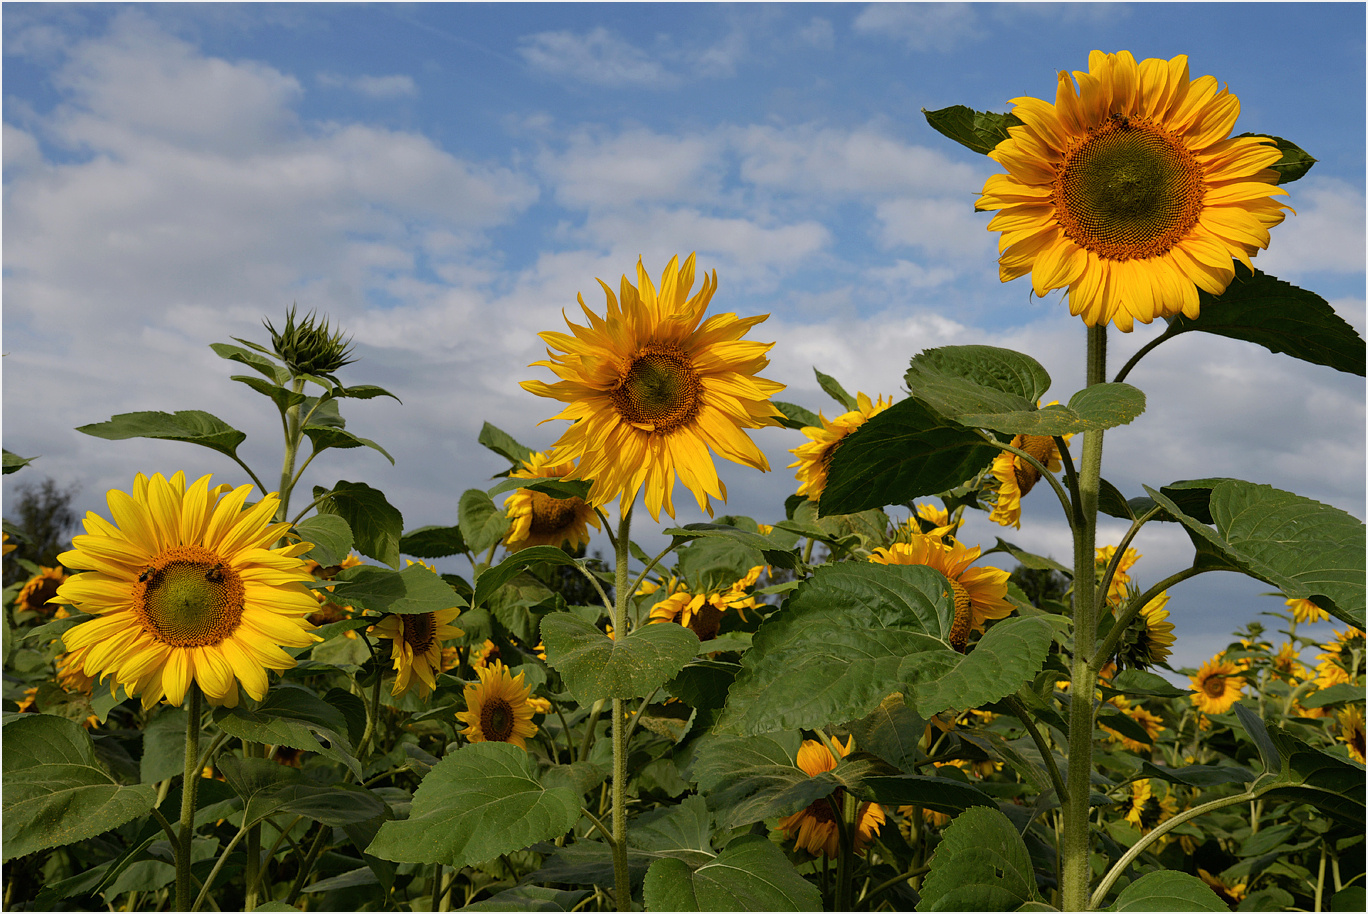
[610, 504, 634, 912]
[176, 686, 203, 911]
[1062, 324, 1106, 912]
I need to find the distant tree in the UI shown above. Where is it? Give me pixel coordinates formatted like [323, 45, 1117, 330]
[3, 477, 79, 586]
[1010, 564, 1071, 609]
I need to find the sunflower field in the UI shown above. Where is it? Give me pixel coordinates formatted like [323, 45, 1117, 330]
[3, 50, 1365, 913]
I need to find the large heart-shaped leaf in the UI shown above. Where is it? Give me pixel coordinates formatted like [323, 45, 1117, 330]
[917, 806, 1038, 911]
[642, 835, 822, 912]
[77, 410, 247, 460]
[314, 480, 404, 569]
[542, 612, 700, 704]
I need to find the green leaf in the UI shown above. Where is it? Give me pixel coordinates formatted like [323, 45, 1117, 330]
[814, 368, 858, 411]
[212, 685, 362, 780]
[1331, 887, 1368, 912]
[771, 401, 822, 431]
[230, 374, 308, 413]
[1232, 702, 1281, 776]
[3, 450, 36, 475]
[334, 384, 401, 403]
[1098, 478, 1135, 520]
[666, 661, 741, 711]
[1260, 725, 1365, 823]
[1298, 682, 1364, 708]
[821, 398, 998, 516]
[459, 885, 590, 911]
[643, 835, 821, 912]
[1154, 265, 1364, 377]
[716, 563, 1054, 735]
[478, 422, 533, 467]
[294, 513, 353, 567]
[860, 774, 997, 815]
[1110, 870, 1228, 911]
[487, 476, 594, 501]
[847, 692, 927, 774]
[210, 341, 288, 384]
[1109, 669, 1187, 699]
[923, 105, 1023, 156]
[1147, 479, 1365, 628]
[139, 707, 191, 784]
[630, 794, 713, 855]
[77, 410, 247, 461]
[328, 562, 465, 616]
[1237, 134, 1317, 184]
[2, 714, 157, 861]
[217, 757, 386, 827]
[985, 539, 1072, 576]
[917, 805, 1037, 911]
[907, 345, 1053, 402]
[1137, 761, 1254, 788]
[459, 488, 510, 555]
[663, 523, 798, 570]
[302, 426, 395, 465]
[365, 741, 580, 867]
[542, 612, 700, 704]
[473, 546, 584, 609]
[314, 481, 404, 569]
[401, 524, 467, 559]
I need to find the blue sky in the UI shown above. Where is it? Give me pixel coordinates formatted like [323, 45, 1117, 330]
[4, 2, 1364, 672]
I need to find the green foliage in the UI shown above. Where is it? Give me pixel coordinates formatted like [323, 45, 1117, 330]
[213, 685, 363, 779]
[542, 612, 699, 704]
[643, 836, 822, 911]
[917, 806, 1039, 911]
[294, 513, 354, 566]
[314, 480, 406, 569]
[1109, 870, 1228, 911]
[921, 105, 1023, 156]
[77, 409, 248, 461]
[327, 561, 466, 615]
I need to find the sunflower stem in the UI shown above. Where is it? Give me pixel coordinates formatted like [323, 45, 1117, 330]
[277, 377, 307, 523]
[609, 503, 634, 912]
[1062, 324, 1106, 912]
[176, 685, 203, 912]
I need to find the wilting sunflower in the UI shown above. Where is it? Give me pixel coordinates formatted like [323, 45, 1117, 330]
[1121, 778, 1178, 836]
[16, 566, 68, 616]
[1097, 545, 1141, 605]
[1286, 596, 1330, 624]
[978, 50, 1291, 331]
[789, 393, 893, 501]
[1189, 655, 1247, 715]
[503, 451, 601, 552]
[1336, 704, 1365, 764]
[775, 737, 885, 858]
[455, 660, 539, 749]
[1197, 869, 1248, 906]
[368, 560, 463, 698]
[869, 537, 1012, 651]
[988, 432, 1068, 528]
[53, 473, 321, 709]
[522, 254, 786, 521]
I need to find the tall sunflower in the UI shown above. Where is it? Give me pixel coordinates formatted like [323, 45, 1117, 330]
[1189, 655, 1247, 715]
[368, 561, 464, 699]
[789, 393, 893, 501]
[870, 537, 1013, 651]
[53, 472, 320, 709]
[979, 50, 1291, 331]
[455, 660, 539, 749]
[503, 451, 601, 552]
[522, 254, 786, 520]
[775, 737, 885, 858]
[988, 432, 1068, 529]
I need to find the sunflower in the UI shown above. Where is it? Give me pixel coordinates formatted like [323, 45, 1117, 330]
[775, 737, 885, 858]
[455, 660, 539, 749]
[1270, 641, 1309, 682]
[16, 566, 68, 616]
[1336, 705, 1365, 764]
[1097, 545, 1141, 605]
[522, 254, 786, 521]
[1121, 778, 1177, 836]
[869, 536, 1013, 651]
[1286, 597, 1330, 624]
[53, 472, 321, 710]
[306, 553, 363, 630]
[368, 561, 463, 698]
[898, 804, 951, 835]
[1197, 869, 1248, 906]
[978, 51, 1291, 332]
[1102, 695, 1166, 753]
[647, 567, 762, 641]
[1314, 628, 1364, 689]
[1115, 590, 1175, 669]
[469, 639, 503, 670]
[1189, 656, 1247, 715]
[988, 433, 1068, 528]
[503, 451, 602, 552]
[56, 647, 100, 696]
[789, 393, 893, 501]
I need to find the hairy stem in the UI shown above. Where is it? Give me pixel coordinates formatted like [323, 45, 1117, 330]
[176, 686, 203, 911]
[610, 504, 634, 912]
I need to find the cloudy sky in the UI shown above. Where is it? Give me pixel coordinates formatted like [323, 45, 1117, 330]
[4, 2, 1364, 672]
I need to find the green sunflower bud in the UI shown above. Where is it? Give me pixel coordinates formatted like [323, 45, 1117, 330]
[264, 305, 356, 379]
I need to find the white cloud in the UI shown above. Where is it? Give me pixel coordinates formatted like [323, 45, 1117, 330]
[317, 72, 418, 98]
[851, 2, 984, 52]
[796, 17, 835, 50]
[518, 27, 677, 89]
[875, 196, 996, 260]
[1254, 176, 1367, 278]
[537, 127, 721, 209]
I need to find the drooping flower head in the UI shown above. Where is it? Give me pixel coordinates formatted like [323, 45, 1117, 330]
[988, 432, 1068, 529]
[1113, 590, 1175, 670]
[789, 393, 893, 501]
[775, 736, 885, 858]
[522, 254, 786, 521]
[455, 660, 539, 749]
[646, 565, 765, 641]
[1336, 704, 1365, 764]
[979, 51, 1291, 331]
[1286, 597, 1330, 624]
[16, 566, 68, 617]
[368, 561, 464, 699]
[502, 451, 601, 552]
[54, 472, 321, 709]
[1189, 655, 1247, 715]
[1314, 628, 1365, 689]
[1198, 869, 1248, 906]
[869, 536, 1013, 651]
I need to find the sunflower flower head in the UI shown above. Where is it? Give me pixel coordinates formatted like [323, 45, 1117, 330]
[1097, 545, 1141, 605]
[979, 51, 1291, 331]
[455, 660, 539, 749]
[1286, 597, 1331, 624]
[775, 737, 885, 858]
[870, 536, 1013, 651]
[53, 472, 322, 710]
[15, 566, 68, 617]
[1122, 778, 1178, 838]
[1336, 704, 1365, 764]
[1101, 695, 1166, 753]
[647, 565, 764, 641]
[789, 393, 893, 501]
[988, 431, 1068, 529]
[1113, 590, 1175, 670]
[1189, 655, 1248, 715]
[368, 560, 463, 699]
[522, 254, 786, 521]
[1314, 628, 1365, 689]
[1198, 869, 1248, 906]
[503, 452, 602, 552]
